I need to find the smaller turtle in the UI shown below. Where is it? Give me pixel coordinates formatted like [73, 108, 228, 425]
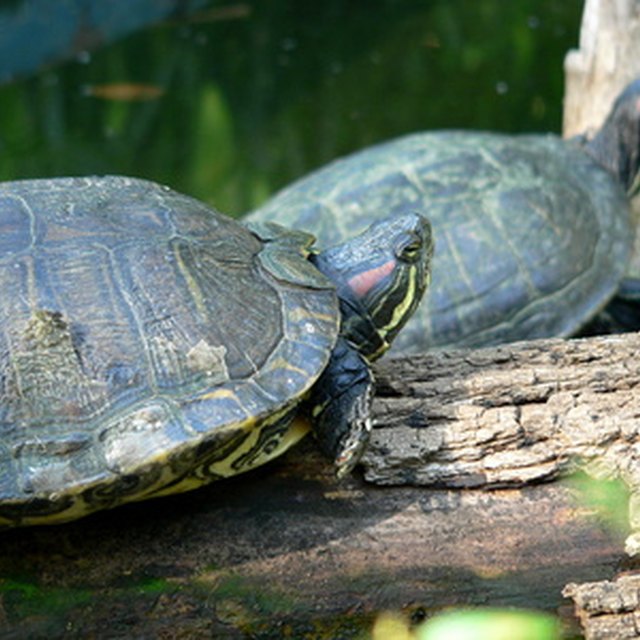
[0, 176, 432, 526]
[248, 77, 640, 352]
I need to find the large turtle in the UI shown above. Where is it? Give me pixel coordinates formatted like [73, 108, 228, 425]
[248, 78, 640, 353]
[0, 176, 432, 526]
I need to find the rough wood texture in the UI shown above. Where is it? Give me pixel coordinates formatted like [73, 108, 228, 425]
[563, 0, 640, 138]
[366, 332, 640, 486]
[0, 332, 636, 637]
[564, 572, 640, 639]
[365, 332, 640, 553]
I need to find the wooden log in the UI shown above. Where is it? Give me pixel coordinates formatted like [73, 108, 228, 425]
[0, 458, 624, 638]
[366, 332, 640, 487]
[0, 332, 635, 637]
[563, 572, 640, 640]
[563, 0, 640, 138]
[364, 332, 640, 553]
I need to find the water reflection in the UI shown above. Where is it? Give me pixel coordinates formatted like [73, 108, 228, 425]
[0, 0, 582, 216]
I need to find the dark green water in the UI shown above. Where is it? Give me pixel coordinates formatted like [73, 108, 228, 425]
[0, 0, 583, 217]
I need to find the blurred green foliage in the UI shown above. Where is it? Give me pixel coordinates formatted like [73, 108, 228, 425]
[0, 0, 582, 217]
[372, 608, 561, 640]
[566, 471, 631, 538]
[415, 607, 561, 640]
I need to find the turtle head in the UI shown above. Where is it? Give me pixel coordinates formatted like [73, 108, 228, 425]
[312, 212, 433, 359]
[587, 76, 640, 195]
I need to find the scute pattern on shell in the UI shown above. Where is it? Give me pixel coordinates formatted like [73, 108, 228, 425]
[249, 131, 632, 352]
[0, 176, 339, 525]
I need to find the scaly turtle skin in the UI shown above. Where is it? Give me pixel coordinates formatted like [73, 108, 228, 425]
[248, 78, 640, 353]
[0, 177, 432, 526]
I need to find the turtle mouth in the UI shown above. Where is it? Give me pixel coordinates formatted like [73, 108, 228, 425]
[372, 249, 433, 344]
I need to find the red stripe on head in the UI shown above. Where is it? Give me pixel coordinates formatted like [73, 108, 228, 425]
[347, 259, 396, 298]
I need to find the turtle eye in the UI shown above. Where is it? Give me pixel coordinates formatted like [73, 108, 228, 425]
[395, 232, 422, 262]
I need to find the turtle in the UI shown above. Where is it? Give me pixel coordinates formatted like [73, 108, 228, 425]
[247, 77, 640, 353]
[0, 176, 432, 526]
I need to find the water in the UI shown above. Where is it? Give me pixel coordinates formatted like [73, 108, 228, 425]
[0, 0, 582, 217]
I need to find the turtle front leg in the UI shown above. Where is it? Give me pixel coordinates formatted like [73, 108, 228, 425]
[308, 337, 374, 478]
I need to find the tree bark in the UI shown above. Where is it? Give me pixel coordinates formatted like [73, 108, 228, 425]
[0, 332, 637, 638]
[563, 0, 640, 138]
[564, 572, 640, 640]
[364, 332, 640, 556]
[366, 333, 640, 487]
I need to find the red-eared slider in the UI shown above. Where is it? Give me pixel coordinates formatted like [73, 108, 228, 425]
[248, 78, 640, 353]
[0, 177, 432, 526]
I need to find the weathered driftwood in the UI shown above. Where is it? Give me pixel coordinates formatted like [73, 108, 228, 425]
[564, 572, 640, 640]
[563, 0, 640, 138]
[366, 331, 640, 554]
[366, 332, 640, 488]
[367, 331, 640, 481]
[0, 332, 635, 638]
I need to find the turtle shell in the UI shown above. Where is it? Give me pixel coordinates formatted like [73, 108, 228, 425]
[0, 176, 339, 525]
[248, 131, 633, 352]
